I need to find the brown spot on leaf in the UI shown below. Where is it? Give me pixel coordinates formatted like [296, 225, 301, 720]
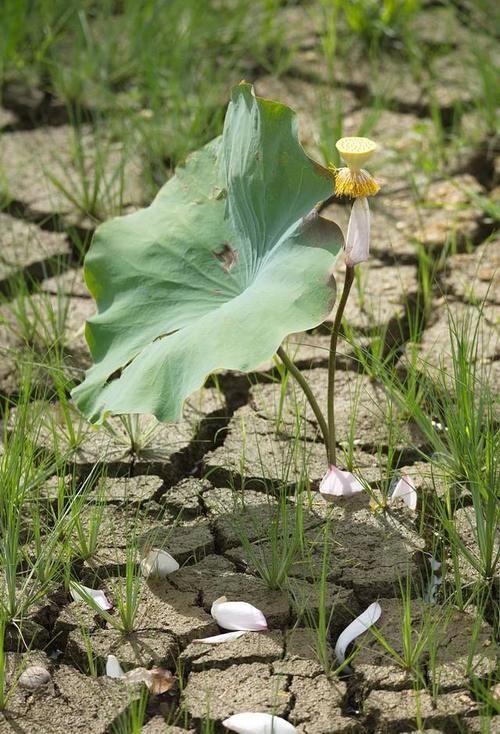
[213, 242, 239, 272]
[153, 329, 179, 343]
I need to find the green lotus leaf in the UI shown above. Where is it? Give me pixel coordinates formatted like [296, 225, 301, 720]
[72, 83, 343, 423]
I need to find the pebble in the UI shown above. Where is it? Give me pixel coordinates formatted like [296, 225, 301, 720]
[19, 665, 51, 690]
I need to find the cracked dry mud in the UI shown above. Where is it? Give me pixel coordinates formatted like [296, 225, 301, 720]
[0, 5, 499, 733]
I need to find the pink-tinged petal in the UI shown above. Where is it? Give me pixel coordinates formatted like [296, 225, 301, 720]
[123, 667, 153, 688]
[223, 712, 297, 734]
[70, 583, 112, 611]
[192, 630, 247, 645]
[390, 474, 417, 511]
[211, 596, 268, 631]
[140, 548, 179, 578]
[319, 465, 364, 499]
[335, 602, 382, 664]
[106, 655, 124, 679]
[345, 197, 370, 267]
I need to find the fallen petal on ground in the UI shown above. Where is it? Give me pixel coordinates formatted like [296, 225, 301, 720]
[192, 630, 247, 644]
[335, 601, 382, 664]
[140, 548, 180, 578]
[106, 655, 125, 679]
[390, 474, 417, 510]
[70, 583, 112, 611]
[223, 712, 297, 734]
[319, 465, 364, 499]
[211, 596, 268, 631]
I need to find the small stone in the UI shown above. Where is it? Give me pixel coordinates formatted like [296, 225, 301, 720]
[19, 665, 51, 690]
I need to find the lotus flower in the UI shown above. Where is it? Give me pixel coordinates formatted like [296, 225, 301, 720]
[390, 474, 417, 511]
[140, 548, 179, 578]
[319, 465, 364, 498]
[223, 712, 297, 734]
[211, 596, 268, 631]
[70, 583, 112, 611]
[335, 602, 382, 665]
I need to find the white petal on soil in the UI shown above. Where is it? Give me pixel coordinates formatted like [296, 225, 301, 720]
[19, 665, 51, 689]
[390, 474, 417, 511]
[319, 465, 364, 499]
[70, 583, 112, 611]
[106, 655, 125, 679]
[140, 548, 180, 578]
[223, 712, 297, 734]
[211, 596, 268, 631]
[192, 630, 247, 645]
[335, 602, 382, 664]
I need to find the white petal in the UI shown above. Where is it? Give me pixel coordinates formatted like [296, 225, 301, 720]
[192, 630, 247, 645]
[345, 197, 370, 267]
[106, 655, 124, 679]
[335, 602, 382, 664]
[140, 548, 180, 578]
[390, 475, 417, 511]
[211, 596, 268, 631]
[70, 583, 112, 611]
[319, 465, 364, 499]
[223, 712, 297, 734]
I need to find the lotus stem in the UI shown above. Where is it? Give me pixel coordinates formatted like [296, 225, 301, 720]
[327, 265, 355, 465]
[276, 346, 330, 457]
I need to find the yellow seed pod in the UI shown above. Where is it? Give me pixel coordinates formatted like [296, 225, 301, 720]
[336, 136, 377, 170]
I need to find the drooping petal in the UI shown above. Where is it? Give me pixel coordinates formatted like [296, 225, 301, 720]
[335, 602, 382, 664]
[140, 548, 180, 578]
[70, 582, 112, 611]
[211, 596, 268, 631]
[223, 712, 297, 734]
[106, 655, 125, 679]
[344, 197, 370, 266]
[390, 474, 417, 511]
[192, 630, 247, 645]
[319, 465, 364, 499]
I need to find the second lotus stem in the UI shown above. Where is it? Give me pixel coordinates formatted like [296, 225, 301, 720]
[327, 264, 355, 465]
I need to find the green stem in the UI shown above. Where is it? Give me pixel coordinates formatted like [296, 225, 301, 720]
[327, 265, 355, 465]
[276, 346, 330, 457]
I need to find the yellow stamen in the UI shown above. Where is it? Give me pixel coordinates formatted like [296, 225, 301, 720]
[335, 167, 380, 198]
[336, 136, 377, 171]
